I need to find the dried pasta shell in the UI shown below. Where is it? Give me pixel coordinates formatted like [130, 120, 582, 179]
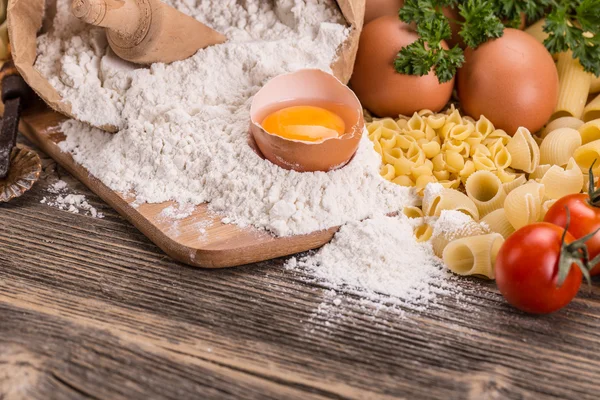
[414, 224, 434, 242]
[503, 181, 545, 230]
[408, 113, 426, 131]
[403, 206, 424, 219]
[423, 188, 480, 220]
[0, 146, 42, 203]
[541, 116, 583, 139]
[496, 168, 518, 184]
[573, 139, 600, 174]
[506, 127, 540, 173]
[484, 129, 511, 146]
[583, 93, 600, 122]
[502, 173, 526, 194]
[493, 146, 512, 170]
[448, 123, 475, 141]
[426, 114, 447, 130]
[421, 141, 441, 158]
[476, 115, 495, 137]
[473, 154, 496, 171]
[539, 127, 581, 166]
[541, 199, 557, 220]
[539, 158, 583, 200]
[579, 118, 600, 145]
[380, 164, 395, 180]
[529, 164, 552, 181]
[481, 208, 515, 239]
[442, 233, 504, 280]
[392, 175, 414, 186]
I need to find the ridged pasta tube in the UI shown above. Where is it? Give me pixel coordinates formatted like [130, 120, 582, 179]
[414, 224, 434, 242]
[504, 181, 545, 230]
[553, 51, 592, 120]
[442, 233, 504, 280]
[539, 127, 581, 166]
[506, 127, 540, 173]
[481, 209, 515, 239]
[431, 211, 489, 257]
[540, 116, 584, 139]
[465, 171, 506, 217]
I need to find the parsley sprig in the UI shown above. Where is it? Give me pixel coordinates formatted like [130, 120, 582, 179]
[395, 0, 600, 83]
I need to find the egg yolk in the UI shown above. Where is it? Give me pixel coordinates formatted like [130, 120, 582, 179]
[261, 105, 346, 142]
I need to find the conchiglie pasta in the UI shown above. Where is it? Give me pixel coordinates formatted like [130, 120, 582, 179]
[442, 233, 505, 280]
[529, 164, 552, 181]
[573, 139, 600, 174]
[506, 127, 540, 173]
[579, 119, 600, 145]
[503, 181, 545, 230]
[465, 171, 506, 217]
[539, 158, 583, 199]
[481, 208, 515, 239]
[422, 188, 480, 220]
[539, 127, 581, 166]
[502, 173, 526, 194]
[403, 206, 424, 219]
[475, 115, 495, 137]
[414, 224, 434, 242]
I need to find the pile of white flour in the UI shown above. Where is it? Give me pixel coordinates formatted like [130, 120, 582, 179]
[35, 0, 414, 236]
[286, 214, 456, 309]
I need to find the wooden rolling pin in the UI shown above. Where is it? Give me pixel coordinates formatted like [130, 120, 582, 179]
[71, 0, 226, 64]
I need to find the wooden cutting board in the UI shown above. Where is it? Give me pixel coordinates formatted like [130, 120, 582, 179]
[18, 102, 338, 268]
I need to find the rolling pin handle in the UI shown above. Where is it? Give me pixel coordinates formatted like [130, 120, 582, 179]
[71, 0, 141, 38]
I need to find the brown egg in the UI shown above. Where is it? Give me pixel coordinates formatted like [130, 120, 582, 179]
[364, 0, 404, 25]
[457, 28, 558, 135]
[250, 70, 364, 173]
[350, 16, 454, 118]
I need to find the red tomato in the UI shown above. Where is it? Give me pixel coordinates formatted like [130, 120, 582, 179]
[495, 223, 582, 314]
[544, 194, 600, 276]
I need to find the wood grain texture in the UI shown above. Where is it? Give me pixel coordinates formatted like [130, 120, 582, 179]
[2, 136, 600, 399]
[17, 102, 338, 269]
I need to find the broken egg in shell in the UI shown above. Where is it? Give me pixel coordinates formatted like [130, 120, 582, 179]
[250, 69, 364, 172]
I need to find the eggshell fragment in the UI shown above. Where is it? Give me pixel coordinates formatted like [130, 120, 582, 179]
[250, 69, 364, 173]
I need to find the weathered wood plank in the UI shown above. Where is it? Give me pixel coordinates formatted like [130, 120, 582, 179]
[1, 140, 600, 399]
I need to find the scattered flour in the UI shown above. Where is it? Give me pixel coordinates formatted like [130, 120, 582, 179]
[35, 0, 414, 236]
[286, 214, 454, 310]
[41, 180, 104, 218]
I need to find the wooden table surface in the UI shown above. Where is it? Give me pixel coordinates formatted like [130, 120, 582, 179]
[1, 138, 600, 400]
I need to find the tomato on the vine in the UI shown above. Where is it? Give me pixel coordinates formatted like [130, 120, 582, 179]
[495, 222, 590, 314]
[544, 166, 600, 275]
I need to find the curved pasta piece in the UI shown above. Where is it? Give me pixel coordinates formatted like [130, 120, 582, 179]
[382, 148, 403, 165]
[415, 175, 437, 194]
[553, 50, 592, 120]
[481, 208, 515, 239]
[438, 179, 461, 189]
[483, 129, 511, 147]
[529, 164, 552, 181]
[541, 199, 557, 220]
[503, 181, 545, 230]
[459, 160, 476, 183]
[432, 153, 446, 172]
[573, 139, 600, 174]
[380, 118, 403, 131]
[493, 146, 512, 170]
[539, 158, 583, 199]
[403, 206, 424, 219]
[473, 154, 496, 171]
[407, 113, 426, 131]
[442, 233, 504, 280]
[539, 127, 581, 166]
[380, 164, 395, 180]
[506, 127, 540, 173]
[448, 123, 475, 141]
[465, 171, 506, 217]
[414, 224, 434, 242]
[475, 115, 495, 137]
[431, 211, 488, 257]
[496, 168, 518, 184]
[583, 93, 600, 122]
[393, 156, 413, 176]
[422, 188, 480, 220]
[426, 113, 447, 130]
[445, 150, 466, 174]
[446, 107, 463, 125]
[541, 116, 584, 139]
[421, 141, 441, 158]
[472, 143, 491, 157]
[502, 173, 526, 194]
[392, 175, 414, 187]
[579, 119, 600, 145]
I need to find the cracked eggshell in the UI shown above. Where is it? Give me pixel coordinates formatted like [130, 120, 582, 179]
[250, 69, 364, 173]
